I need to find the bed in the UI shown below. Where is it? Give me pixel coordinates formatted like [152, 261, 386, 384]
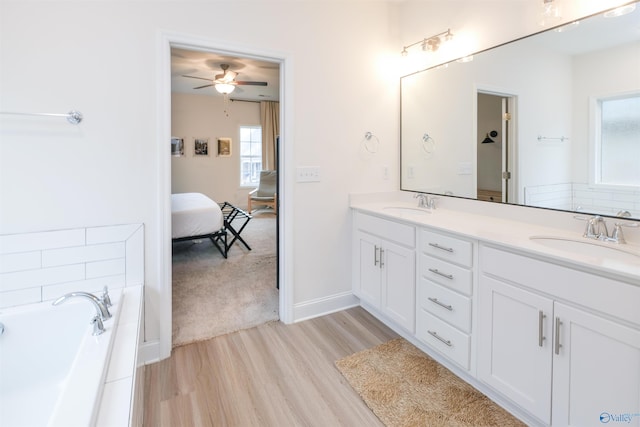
[171, 192, 228, 258]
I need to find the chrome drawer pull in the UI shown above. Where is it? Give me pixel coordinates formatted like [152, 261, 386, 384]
[428, 297, 453, 311]
[554, 317, 563, 355]
[428, 242, 454, 252]
[428, 268, 453, 280]
[374, 245, 379, 266]
[427, 330, 452, 347]
[538, 310, 546, 347]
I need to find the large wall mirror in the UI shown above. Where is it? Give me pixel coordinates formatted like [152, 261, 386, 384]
[401, 2, 640, 220]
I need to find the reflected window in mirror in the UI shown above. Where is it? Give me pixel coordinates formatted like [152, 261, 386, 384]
[594, 93, 640, 187]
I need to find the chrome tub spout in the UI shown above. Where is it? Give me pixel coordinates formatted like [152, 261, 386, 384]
[52, 292, 112, 321]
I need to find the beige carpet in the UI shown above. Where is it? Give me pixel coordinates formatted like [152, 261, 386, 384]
[335, 338, 526, 427]
[172, 213, 279, 347]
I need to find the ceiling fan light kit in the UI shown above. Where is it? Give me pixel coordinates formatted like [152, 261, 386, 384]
[183, 63, 268, 95]
[215, 83, 235, 94]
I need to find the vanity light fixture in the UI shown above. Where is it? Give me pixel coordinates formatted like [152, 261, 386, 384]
[539, 0, 561, 27]
[401, 29, 453, 56]
[604, 3, 636, 18]
[214, 83, 235, 94]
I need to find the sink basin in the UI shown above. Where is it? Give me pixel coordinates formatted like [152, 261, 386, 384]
[529, 236, 640, 262]
[383, 206, 431, 216]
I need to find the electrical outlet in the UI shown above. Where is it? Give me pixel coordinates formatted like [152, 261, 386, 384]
[383, 165, 389, 180]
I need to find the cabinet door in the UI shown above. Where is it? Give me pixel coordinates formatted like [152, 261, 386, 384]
[355, 231, 381, 307]
[381, 240, 415, 332]
[552, 302, 640, 427]
[478, 275, 553, 424]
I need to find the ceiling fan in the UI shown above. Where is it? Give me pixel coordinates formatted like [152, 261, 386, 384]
[182, 64, 267, 94]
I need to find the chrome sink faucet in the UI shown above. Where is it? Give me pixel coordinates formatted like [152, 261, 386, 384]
[52, 290, 112, 336]
[582, 215, 638, 244]
[414, 193, 437, 209]
[583, 215, 608, 239]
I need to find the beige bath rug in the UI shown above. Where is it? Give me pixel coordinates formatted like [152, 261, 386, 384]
[335, 338, 526, 427]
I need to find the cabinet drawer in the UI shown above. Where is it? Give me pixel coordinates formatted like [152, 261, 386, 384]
[355, 212, 415, 248]
[481, 245, 640, 326]
[419, 254, 473, 296]
[420, 229, 473, 267]
[418, 278, 472, 333]
[416, 310, 471, 370]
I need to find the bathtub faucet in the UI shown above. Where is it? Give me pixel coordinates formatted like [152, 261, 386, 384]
[52, 291, 112, 321]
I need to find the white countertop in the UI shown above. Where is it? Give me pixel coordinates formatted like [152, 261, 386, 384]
[351, 200, 640, 284]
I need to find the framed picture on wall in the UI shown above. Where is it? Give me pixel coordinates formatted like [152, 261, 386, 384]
[217, 138, 232, 157]
[194, 137, 209, 156]
[171, 137, 184, 157]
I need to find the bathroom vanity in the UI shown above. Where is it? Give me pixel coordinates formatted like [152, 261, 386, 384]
[351, 195, 640, 427]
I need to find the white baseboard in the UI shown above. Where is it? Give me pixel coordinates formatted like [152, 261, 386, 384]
[138, 340, 162, 365]
[293, 291, 360, 322]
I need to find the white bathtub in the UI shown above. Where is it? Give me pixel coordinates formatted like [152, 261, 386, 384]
[0, 289, 123, 427]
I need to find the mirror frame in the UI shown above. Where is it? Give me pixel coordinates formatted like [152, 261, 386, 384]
[399, 2, 640, 222]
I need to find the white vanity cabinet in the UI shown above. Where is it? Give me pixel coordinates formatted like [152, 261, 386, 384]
[415, 229, 475, 370]
[478, 244, 640, 426]
[352, 212, 416, 332]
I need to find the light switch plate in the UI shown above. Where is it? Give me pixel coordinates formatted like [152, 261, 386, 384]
[296, 166, 321, 182]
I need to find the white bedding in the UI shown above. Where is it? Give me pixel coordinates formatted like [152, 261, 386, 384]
[171, 193, 224, 239]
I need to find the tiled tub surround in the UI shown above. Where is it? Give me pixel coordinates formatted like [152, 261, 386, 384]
[524, 182, 640, 218]
[0, 224, 143, 308]
[0, 224, 145, 426]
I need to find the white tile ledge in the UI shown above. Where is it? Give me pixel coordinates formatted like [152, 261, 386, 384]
[96, 284, 143, 427]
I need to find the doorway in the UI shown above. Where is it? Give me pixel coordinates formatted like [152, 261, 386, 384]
[476, 91, 517, 203]
[156, 33, 293, 359]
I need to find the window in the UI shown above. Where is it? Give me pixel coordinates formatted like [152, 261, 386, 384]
[594, 93, 640, 187]
[240, 126, 262, 186]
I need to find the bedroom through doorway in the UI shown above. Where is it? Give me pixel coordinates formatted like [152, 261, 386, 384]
[169, 47, 281, 347]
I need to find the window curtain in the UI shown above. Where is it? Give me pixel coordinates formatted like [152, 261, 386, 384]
[260, 101, 279, 171]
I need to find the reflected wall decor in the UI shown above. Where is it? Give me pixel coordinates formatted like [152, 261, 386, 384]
[218, 138, 232, 157]
[194, 137, 209, 156]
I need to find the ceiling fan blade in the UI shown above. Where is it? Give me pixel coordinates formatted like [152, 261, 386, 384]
[193, 84, 214, 89]
[182, 75, 214, 82]
[235, 81, 268, 86]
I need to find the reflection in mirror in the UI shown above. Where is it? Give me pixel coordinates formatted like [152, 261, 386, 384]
[400, 2, 640, 220]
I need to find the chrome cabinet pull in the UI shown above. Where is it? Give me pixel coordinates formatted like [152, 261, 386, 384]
[428, 268, 453, 280]
[374, 245, 379, 266]
[554, 317, 562, 355]
[538, 310, 546, 347]
[380, 248, 385, 268]
[428, 297, 453, 311]
[428, 242, 454, 252]
[427, 330, 452, 347]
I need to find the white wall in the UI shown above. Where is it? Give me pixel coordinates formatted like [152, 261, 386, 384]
[1, 0, 632, 360]
[171, 93, 261, 208]
[0, 0, 398, 358]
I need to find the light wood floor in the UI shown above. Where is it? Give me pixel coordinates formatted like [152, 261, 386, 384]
[144, 307, 399, 426]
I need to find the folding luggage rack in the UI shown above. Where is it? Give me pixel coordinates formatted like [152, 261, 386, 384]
[219, 202, 252, 251]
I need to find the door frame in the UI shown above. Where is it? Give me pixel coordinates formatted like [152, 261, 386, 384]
[155, 31, 294, 361]
[475, 86, 518, 204]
